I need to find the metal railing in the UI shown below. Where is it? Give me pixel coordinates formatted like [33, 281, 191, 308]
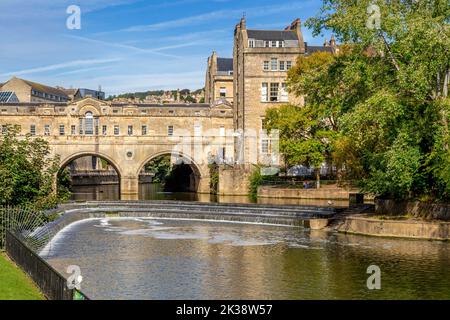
[5, 230, 89, 300]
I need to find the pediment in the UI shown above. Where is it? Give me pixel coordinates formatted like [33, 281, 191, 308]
[211, 98, 233, 109]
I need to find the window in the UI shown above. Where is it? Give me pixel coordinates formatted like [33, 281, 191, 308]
[71, 125, 76, 135]
[168, 125, 174, 136]
[280, 41, 285, 48]
[261, 83, 268, 102]
[271, 58, 278, 71]
[220, 87, 226, 97]
[102, 125, 107, 136]
[279, 61, 286, 71]
[264, 41, 270, 48]
[44, 125, 50, 136]
[128, 125, 133, 136]
[262, 139, 269, 154]
[85, 111, 94, 135]
[142, 125, 147, 136]
[114, 125, 120, 136]
[30, 125, 36, 136]
[219, 147, 226, 160]
[270, 83, 279, 102]
[261, 118, 267, 130]
[263, 61, 269, 71]
[248, 39, 255, 48]
[194, 124, 202, 136]
[79, 118, 83, 135]
[281, 83, 289, 102]
[1, 125, 7, 135]
[59, 125, 65, 136]
[286, 61, 293, 70]
[271, 40, 277, 48]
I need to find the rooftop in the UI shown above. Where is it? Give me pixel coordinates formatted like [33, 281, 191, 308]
[217, 58, 233, 73]
[14, 77, 68, 98]
[247, 30, 298, 41]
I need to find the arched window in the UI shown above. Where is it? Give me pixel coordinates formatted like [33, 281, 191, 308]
[85, 111, 94, 135]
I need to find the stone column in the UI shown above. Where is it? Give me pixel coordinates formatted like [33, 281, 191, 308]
[197, 175, 211, 194]
[120, 176, 139, 201]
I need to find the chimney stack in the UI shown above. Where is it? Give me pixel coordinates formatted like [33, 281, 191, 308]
[330, 34, 336, 47]
[290, 18, 301, 30]
[240, 15, 246, 30]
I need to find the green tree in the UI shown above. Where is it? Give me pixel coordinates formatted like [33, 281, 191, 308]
[302, 0, 450, 200]
[0, 125, 61, 208]
[265, 104, 330, 188]
[144, 155, 172, 183]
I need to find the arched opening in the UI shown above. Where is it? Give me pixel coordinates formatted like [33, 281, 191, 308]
[58, 154, 121, 201]
[138, 153, 201, 201]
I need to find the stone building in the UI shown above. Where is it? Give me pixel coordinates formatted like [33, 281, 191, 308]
[0, 76, 69, 103]
[205, 51, 234, 104]
[0, 17, 338, 197]
[232, 17, 306, 165]
[232, 17, 337, 166]
[0, 98, 234, 197]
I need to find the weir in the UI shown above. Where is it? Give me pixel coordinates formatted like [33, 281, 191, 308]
[31, 201, 339, 253]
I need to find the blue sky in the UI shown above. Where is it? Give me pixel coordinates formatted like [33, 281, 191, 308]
[0, 0, 330, 96]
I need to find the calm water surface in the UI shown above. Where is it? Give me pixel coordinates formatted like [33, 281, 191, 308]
[71, 183, 352, 206]
[41, 218, 450, 300]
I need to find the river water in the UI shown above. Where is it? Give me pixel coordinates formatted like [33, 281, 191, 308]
[71, 184, 352, 207]
[41, 217, 450, 300]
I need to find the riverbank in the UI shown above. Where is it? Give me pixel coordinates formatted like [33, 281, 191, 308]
[334, 214, 450, 241]
[258, 185, 375, 201]
[0, 252, 44, 300]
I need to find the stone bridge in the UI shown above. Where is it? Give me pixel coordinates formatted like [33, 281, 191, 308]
[0, 97, 239, 199]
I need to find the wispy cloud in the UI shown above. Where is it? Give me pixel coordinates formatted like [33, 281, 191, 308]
[64, 35, 182, 59]
[109, 2, 310, 33]
[1, 58, 121, 77]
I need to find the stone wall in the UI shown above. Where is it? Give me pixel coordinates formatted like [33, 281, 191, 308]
[258, 185, 363, 200]
[218, 165, 252, 195]
[375, 199, 450, 221]
[337, 215, 450, 240]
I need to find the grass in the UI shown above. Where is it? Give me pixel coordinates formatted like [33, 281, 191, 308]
[0, 252, 44, 300]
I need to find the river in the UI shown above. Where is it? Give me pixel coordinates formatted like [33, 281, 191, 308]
[41, 217, 450, 300]
[70, 184, 352, 206]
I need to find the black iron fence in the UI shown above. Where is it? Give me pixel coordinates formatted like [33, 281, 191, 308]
[5, 229, 89, 300]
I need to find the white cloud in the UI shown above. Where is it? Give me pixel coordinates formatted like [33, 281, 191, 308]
[1, 58, 122, 77]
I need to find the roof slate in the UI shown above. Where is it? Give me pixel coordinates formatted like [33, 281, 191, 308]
[247, 30, 298, 41]
[217, 58, 233, 72]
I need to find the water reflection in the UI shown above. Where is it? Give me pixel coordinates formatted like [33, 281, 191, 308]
[72, 183, 350, 206]
[42, 218, 450, 300]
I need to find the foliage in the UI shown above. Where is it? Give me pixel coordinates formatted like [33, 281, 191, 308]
[266, 0, 449, 201]
[0, 125, 62, 207]
[144, 155, 172, 183]
[248, 166, 263, 200]
[209, 164, 219, 194]
[57, 167, 72, 202]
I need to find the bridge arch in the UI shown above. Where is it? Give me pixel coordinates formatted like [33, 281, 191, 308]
[57, 151, 124, 200]
[59, 151, 123, 178]
[137, 151, 204, 193]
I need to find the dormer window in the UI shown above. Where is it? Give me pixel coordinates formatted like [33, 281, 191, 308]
[248, 39, 255, 48]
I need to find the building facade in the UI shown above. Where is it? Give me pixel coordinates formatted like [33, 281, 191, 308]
[205, 51, 234, 104]
[0, 17, 338, 197]
[1, 77, 69, 103]
[233, 18, 307, 165]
